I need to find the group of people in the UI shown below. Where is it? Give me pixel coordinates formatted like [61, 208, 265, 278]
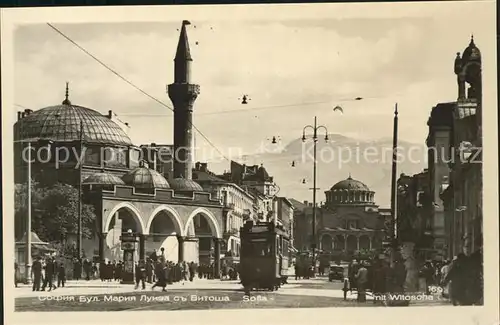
[16, 248, 243, 291]
[424, 251, 483, 306]
[24, 256, 68, 291]
[316, 250, 483, 306]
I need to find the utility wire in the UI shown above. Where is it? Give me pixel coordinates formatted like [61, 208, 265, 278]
[118, 97, 372, 117]
[46, 22, 230, 162]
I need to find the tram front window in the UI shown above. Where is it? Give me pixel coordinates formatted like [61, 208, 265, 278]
[246, 240, 272, 257]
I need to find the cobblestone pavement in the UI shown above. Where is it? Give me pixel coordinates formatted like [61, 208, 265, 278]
[14, 278, 449, 311]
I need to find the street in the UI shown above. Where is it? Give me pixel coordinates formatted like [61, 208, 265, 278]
[14, 277, 448, 311]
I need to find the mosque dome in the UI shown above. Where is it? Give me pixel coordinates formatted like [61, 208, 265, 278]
[14, 86, 132, 146]
[330, 175, 370, 191]
[169, 178, 204, 192]
[122, 165, 170, 189]
[83, 172, 125, 186]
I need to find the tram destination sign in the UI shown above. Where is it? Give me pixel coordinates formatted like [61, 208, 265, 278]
[249, 225, 270, 233]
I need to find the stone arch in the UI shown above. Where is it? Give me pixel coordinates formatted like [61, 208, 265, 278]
[104, 202, 145, 234]
[184, 207, 222, 238]
[320, 234, 333, 252]
[145, 205, 184, 236]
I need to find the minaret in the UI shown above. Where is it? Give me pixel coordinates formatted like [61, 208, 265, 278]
[168, 20, 200, 180]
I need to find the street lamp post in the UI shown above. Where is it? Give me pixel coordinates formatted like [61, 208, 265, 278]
[77, 120, 84, 260]
[26, 141, 32, 283]
[301, 116, 329, 271]
[15, 138, 53, 283]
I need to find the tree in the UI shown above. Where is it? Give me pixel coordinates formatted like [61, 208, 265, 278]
[15, 182, 96, 243]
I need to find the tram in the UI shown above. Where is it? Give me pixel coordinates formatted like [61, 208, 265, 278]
[239, 220, 290, 292]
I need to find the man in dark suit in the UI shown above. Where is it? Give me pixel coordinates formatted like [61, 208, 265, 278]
[57, 261, 66, 288]
[42, 257, 56, 291]
[32, 256, 43, 291]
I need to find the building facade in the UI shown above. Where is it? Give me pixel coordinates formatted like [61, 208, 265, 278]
[427, 102, 454, 256]
[292, 176, 388, 260]
[434, 36, 482, 259]
[14, 21, 228, 277]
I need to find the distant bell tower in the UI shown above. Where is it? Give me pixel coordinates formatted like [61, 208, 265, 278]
[168, 20, 200, 180]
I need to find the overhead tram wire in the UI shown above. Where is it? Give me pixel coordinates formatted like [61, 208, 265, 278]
[118, 97, 374, 117]
[119, 100, 332, 117]
[45, 22, 230, 162]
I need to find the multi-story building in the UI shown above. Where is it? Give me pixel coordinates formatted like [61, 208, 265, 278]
[193, 162, 254, 263]
[426, 103, 454, 256]
[432, 36, 482, 259]
[276, 197, 295, 247]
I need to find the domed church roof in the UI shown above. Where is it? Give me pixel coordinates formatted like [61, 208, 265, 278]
[83, 171, 125, 186]
[122, 163, 170, 189]
[14, 84, 132, 146]
[462, 35, 481, 63]
[330, 175, 370, 191]
[169, 178, 204, 192]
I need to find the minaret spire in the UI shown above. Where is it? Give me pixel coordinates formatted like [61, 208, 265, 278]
[173, 20, 193, 84]
[62, 81, 71, 105]
[168, 20, 200, 180]
[175, 20, 192, 62]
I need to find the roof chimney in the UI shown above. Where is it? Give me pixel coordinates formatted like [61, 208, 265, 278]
[304, 200, 308, 206]
[195, 162, 201, 170]
[107, 110, 113, 119]
[17, 112, 22, 120]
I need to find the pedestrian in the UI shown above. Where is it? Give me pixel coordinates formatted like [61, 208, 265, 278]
[189, 262, 196, 282]
[32, 256, 43, 291]
[84, 259, 91, 281]
[146, 258, 153, 283]
[152, 261, 167, 292]
[42, 257, 56, 291]
[135, 260, 147, 290]
[444, 254, 466, 305]
[440, 260, 451, 298]
[355, 262, 368, 303]
[371, 258, 388, 303]
[57, 260, 66, 288]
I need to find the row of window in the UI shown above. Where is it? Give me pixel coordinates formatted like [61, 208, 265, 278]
[326, 191, 374, 203]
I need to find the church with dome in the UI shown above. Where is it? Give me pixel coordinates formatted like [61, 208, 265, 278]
[293, 175, 391, 260]
[13, 21, 233, 274]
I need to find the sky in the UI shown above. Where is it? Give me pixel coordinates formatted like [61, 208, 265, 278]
[12, 2, 494, 171]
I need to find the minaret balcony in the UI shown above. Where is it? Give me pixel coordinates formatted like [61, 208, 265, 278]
[167, 83, 200, 96]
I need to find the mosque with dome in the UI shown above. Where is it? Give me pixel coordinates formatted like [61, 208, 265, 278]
[14, 20, 275, 275]
[293, 175, 391, 259]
